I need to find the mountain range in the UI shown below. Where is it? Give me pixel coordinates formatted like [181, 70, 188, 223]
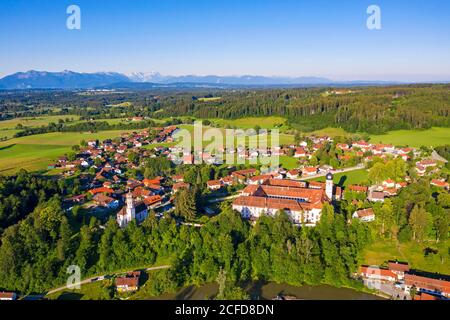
[0, 70, 402, 90]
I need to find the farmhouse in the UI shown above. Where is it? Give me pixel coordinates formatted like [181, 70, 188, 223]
[116, 271, 141, 292]
[359, 266, 397, 282]
[0, 291, 17, 300]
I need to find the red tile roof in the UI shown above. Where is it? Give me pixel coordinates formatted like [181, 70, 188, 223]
[405, 274, 450, 294]
[360, 266, 397, 279]
[388, 261, 410, 273]
[88, 187, 114, 195]
[349, 185, 368, 193]
[354, 208, 375, 218]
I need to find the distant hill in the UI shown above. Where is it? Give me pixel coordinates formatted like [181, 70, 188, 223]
[0, 70, 407, 89]
[0, 70, 131, 89]
[128, 72, 333, 85]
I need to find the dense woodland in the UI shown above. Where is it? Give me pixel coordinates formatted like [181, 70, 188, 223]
[1, 84, 449, 134]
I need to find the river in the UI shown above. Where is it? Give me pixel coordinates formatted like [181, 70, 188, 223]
[149, 281, 383, 300]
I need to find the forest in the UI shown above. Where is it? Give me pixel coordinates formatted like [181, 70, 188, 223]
[1, 84, 449, 134]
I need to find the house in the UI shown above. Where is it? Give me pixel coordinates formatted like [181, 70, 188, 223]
[353, 208, 375, 222]
[416, 164, 426, 176]
[248, 175, 272, 185]
[221, 176, 235, 186]
[404, 274, 450, 297]
[348, 185, 368, 193]
[173, 182, 190, 192]
[431, 179, 449, 189]
[302, 167, 318, 177]
[143, 195, 162, 208]
[172, 175, 184, 183]
[417, 159, 437, 168]
[116, 271, 141, 292]
[336, 143, 350, 151]
[93, 194, 119, 209]
[286, 169, 300, 180]
[369, 191, 385, 203]
[232, 168, 257, 177]
[388, 261, 410, 280]
[88, 187, 114, 196]
[207, 180, 223, 191]
[382, 179, 396, 189]
[0, 291, 17, 300]
[359, 266, 397, 282]
[294, 147, 307, 158]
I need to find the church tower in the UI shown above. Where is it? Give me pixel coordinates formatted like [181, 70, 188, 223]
[126, 191, 136, 222]
[325, 172, 334, 201]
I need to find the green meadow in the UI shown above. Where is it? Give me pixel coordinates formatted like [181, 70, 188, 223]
[0, 115, 81, 130]
[312, 169, 369, 187]
[363, 238, 450, 275]
[369, 127, 450, 147]
[208, 116, 287, 130]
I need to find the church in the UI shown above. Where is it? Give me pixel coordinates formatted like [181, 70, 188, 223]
[116, 191, 148, 228]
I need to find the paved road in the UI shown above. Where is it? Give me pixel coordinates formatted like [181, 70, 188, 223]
[206, 194, 240, 203]
[45, 265, 171, 296]
[431, 150, 448, 163]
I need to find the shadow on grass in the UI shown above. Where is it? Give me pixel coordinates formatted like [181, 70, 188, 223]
[54, 291, 84, 300]
[337, 175, 347, 187]
[0, 144, 16, 151]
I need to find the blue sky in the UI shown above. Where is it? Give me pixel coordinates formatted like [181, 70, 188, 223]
[1, 0, 450, 81]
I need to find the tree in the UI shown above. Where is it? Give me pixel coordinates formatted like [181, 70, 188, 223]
[376, 199, 395, 237]
[368, 162, 386, 184]
[174, 188, 197, 220]
[408, 205, 431, 242]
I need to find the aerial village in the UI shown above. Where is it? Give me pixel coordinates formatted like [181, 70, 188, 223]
[9, 124, 443, 300]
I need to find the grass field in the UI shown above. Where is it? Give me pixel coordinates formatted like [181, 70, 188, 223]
[362, 239, 450, 275]
[312, 169, 369, 187]
[312, 127, 351, 138]
[0, 115, 81, 130]
[0, 130, 135, 175]
[46, 280, 114, 300]
[208, 116, 287, 130]
[369, 127, 450, 147]
[0, 129, 20, 140]
[198, 97, 222, 102]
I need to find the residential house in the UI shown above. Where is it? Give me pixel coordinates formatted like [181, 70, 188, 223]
[352, 208, 375, 222]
